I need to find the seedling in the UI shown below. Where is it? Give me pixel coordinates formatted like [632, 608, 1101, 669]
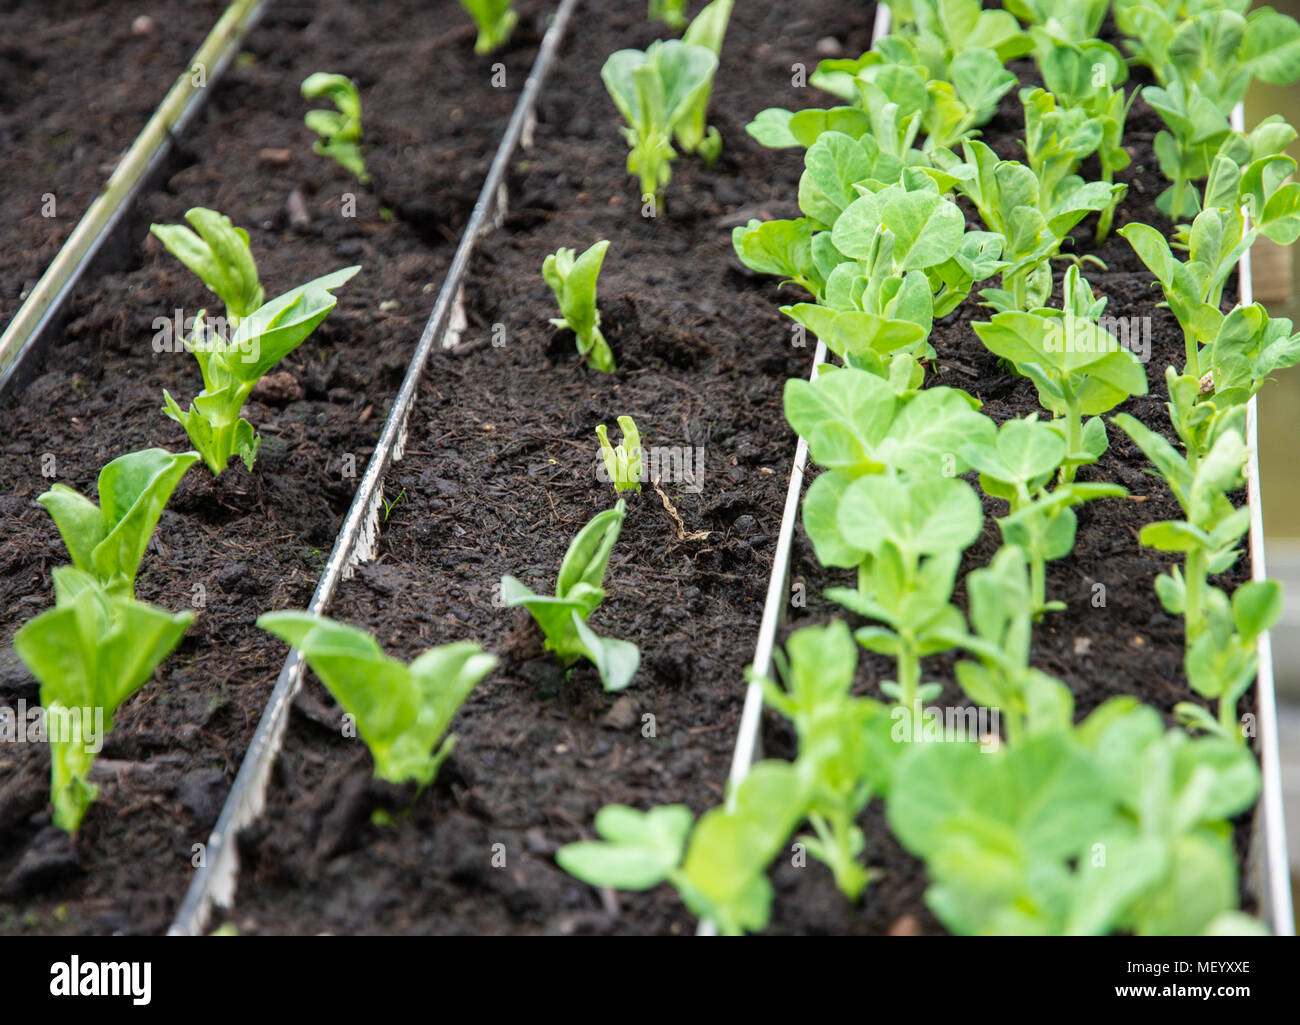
[1037, 41, 1136, 241]
[13, 567, 193, 833]
[961, 416, 1126, 616]
[675, 0, 733, 163]
[151, 208, 264, 326]
[301, 73, 369, 185]
[458, 0, 517, 55]
[602, 39, 719, 199]
[596, 415, 643, 494]
[543, 241, 615, 372]
[940, 139, 1122, 311]
[163, 266, 359, 474]
[972, 265, 1149, 482]
[1112, 413, 1250, 657]
[756, 621, 897, 899]
[945, 544, 1075, 742]
[887, 698, 1264, 935]
[1179, 578, 1282, 740]
[38, 448, 199, 599]
[258, 612, 496, 785]
[501, 500, 640, 691]
[557, 761, 808, 935]
[825, 474, 984, 710]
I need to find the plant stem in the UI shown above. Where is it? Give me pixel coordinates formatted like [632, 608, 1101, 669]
[898, 633, 921, 713]
[1184, 547, 1207, 650]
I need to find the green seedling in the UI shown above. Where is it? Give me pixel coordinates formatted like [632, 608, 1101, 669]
[163, 266, 359, 474]
[596, 415, 643, 494]
[258, 612, 496, 785]
[543, 241, 615, 372]
[38, 448, 199, 599]
[13, 567, 193, 833]
[458, 0, 517, 55]
[501, 500, 640, 691]
[301, 73, 369, 185]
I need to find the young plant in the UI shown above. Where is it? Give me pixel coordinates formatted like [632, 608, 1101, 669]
[1179, 578, 1282, 740]
[823, 474, 984, 710]
[1116, 0, 1300, 112]
[973, 265, 1149, 481]
[163, 266, 358, 475]
[941, 140, 1122, 310]
[1142, 78, 1234, 221]
[596, 415, 643, 494]
[301, 73, 370, 185]
[961, 416, 1126, 616]
[543, 240, 615, 372]
[1112, 413, 1250, 654]
[13, 567, 193, 833]
[887, 699, 1265, 935]
[557, 761, 809, 935]
[458, 0, 517, 55]
[946, 544, 1075, 743]
[501, 500, 640, 692]
[757, 621, 898, 899]
[150, 207, 264, 326]
[38, 448, 199, 599]
[1037, 41, 1136, 241]
[1121, 171, 1300, 386]
[601, 39, 719, 200]
[674, 0, 734, 163]
[1019, 88, 1105, 218]
[1075, 696, 1264, 935]
[258, 612, 497, 785]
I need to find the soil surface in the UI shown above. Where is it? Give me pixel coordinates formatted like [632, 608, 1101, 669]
[0, 0, 546, 934]
[0, 1, 228, 327]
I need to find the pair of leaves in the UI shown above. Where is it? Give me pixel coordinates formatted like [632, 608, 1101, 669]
[501, 500, 640, 691]
[39, 448, 198, 598]
[543, 240, 616, 372]
[258, 612, 497, 786]
[150, 207, 264, 323]
[602, 40, 718, 198]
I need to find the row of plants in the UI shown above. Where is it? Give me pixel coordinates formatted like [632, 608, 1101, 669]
[555, 0, 1300, 934]
[9, 0, 730, 851]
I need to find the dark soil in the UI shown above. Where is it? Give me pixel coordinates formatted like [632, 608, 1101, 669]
[0, 1, 228, 327]
[0, 0, 547, 934]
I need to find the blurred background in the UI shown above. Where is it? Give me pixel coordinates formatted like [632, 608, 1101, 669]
[1245, 0, 1300, 933]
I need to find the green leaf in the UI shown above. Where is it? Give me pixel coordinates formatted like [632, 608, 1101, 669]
[13, 577, 193, 832]
[258, 611, 496, 785]
[557, 804, 694, 889]
[39, 448, 199, 598]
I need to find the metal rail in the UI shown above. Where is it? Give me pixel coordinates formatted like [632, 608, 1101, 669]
[0, 0, 271, 392]
[168, 0, 581, 936]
